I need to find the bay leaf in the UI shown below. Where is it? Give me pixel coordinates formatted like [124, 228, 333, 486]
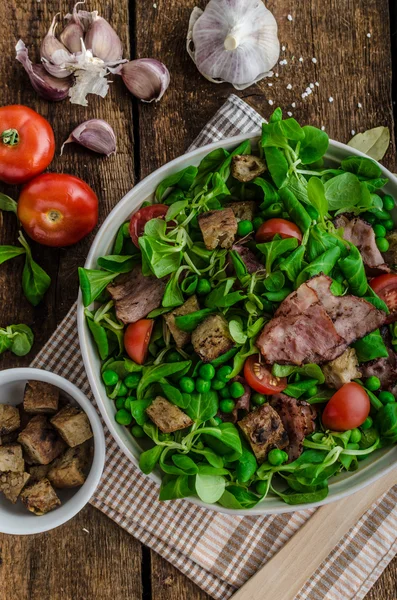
[347, 126, 390, 161]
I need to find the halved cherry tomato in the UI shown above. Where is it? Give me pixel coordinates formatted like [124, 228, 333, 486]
[255, 218, 302, 243]
[322, 382, 370, 431]
[124, 319, 154, 365]
[130, 204, 169, 247]
[370, 274, 397, 324]
[243, 355, 287, 395]
[17, 173, 98, 247]
[0, 105, 55, 185]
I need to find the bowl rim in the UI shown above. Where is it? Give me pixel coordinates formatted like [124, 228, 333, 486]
[0, 367, 106, 535]
[77, 131, 397, 515]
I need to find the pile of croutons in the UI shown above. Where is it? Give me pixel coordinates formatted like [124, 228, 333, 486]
[0, 380, 93, 515]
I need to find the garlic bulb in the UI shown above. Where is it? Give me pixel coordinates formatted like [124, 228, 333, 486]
[16, 40, 72, 102]
[121, 59, 170, 102]
[61, 119, 116, 156]
[187, 0, 280, 90]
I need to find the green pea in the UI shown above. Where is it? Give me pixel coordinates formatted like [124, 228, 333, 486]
[375, 209, 391, 221]
[376, 237, 389, 252]
[131, 424, 145, 438]
[252, 216, 264, 231]
[213, 416, 223, 425]
[180, 376, 195, 393]
[196, 378, 211, 393]
[384, 218, 394, 231]
[229, 381, 245, 399]
[117, 383, 128, 397]
[115, 408, 132, 426]
[256, 480, 268, 496]
[383, 195, 395, 211]
[347, 442, 360, 450]
[373, 224, 386, 238]
[124, 373, 141, 389]
[115, 397, 126, 410]
[365, 376, 381, 391]
[349, 428, 362, 444]
[220, 399, 235, 413]
[121, 222, 130, 237]
[361, 416, 373, 430]
[212, 379, 226, 391]
[103, 369, 119, 386]
[268, 448, 288, 466]
[379, 391, 395, 404]
[237, 219, 254, 237]
[199, 364, 216, 381]
[166, 350, 182, 363]
[217, 365, 233, 382]
[305, 385, 318, 398]
[219, 386, 231, 398]
[252, 393, 266, 406]
[262, 203, 283, 218]
[197, 278, 212, 295]
[124, 398, 132, 411]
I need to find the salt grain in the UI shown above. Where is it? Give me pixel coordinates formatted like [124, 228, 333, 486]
[312, 57, 317, 64]
[315, 82, 319, 87]
[328, 97, 334, 103]
[268, 82, 273, 86]
[282, 45, 286, 51]
[287, 14, 293, 21]
[287, 83, 292, 90]
[351, 130, 356, 136]
[287, 111, 293, 117]
[357, 102, 362, 108]
[367, 33, 371, 38]
[299, 57, 303, 62]
[153, 2, 157, 7]
[302, 92, 307, 99]
[268, 99, 274, 105]
[321, 126, 325, 131]
[275, 73, 279, 77]
[291, 102, 296, 108]
[309, 83, 315, 89]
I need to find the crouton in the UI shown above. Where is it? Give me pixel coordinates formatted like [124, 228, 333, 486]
[0, 471, 30, 503]
[48, 443, 92, 488]
[191, 314, 233, 363]
[164, 295, 200, 348]
[238, 404, 289, 463]
[20, 478, 61, 515]
[323, 348, 362, 390]
[28, 464, 51, 482]
[0, 404, 20, 436]
[0, 444, 25, 473]
[18, 416, 65, 465]
[23, 380, 59, 414]
[50, 405, 93, 447]
[384, 231, 397, 268]
[146, 396, 193, 433]
[226, 201, 256, 222]
[198, 208, 237, 250]
[231, 155, 267, 183]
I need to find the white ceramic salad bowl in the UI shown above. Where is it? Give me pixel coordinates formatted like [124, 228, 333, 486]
[77, 131, 397, 515]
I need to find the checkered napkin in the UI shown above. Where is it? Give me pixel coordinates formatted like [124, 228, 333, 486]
[31, 94, 397, 600]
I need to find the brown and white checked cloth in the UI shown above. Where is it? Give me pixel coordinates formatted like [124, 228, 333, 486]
[30, 94, 397, 600]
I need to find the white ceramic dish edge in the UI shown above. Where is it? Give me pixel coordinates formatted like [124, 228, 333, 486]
[0, 368, 106, 534]
[77, 131, 397, 515]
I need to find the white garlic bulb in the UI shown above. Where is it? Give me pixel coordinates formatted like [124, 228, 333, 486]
[187, 0, 280, 90]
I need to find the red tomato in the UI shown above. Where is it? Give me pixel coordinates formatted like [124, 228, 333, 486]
[0, 105, 55, 185]
[255, 218, 302, 243]
[322, 383, 370, 431]
[17, 173, 98, 247]
[370, 274, 397, 324]
[130, 204, 169, 247]
[243, 356, 287, 395]
[124, 319, 154, 365]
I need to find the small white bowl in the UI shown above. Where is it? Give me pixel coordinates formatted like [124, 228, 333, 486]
[0, 368, 105, 535]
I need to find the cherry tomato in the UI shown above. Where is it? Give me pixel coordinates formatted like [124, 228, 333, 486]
[130, 204, 169, 247]
[0, 105, 55, 185]
[17, 173, 98, 247]
[255, 218, 302, 243]
[124, 319, 154, 365]
[243, 356, 287, 395]
[370, 274, 397, 324]
[322, 382, 370, 431]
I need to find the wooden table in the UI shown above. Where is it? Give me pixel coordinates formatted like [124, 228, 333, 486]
[0, 0, 396, 598]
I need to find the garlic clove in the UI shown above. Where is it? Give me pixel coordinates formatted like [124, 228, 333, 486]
[61, 119, 116, 156]
[60, 2, 85, 53]
[16, 40, 72, 102]
[187, 0, 280, 90]
[41, 14, 71, 64]
[84, 12, 123, 62]
[121, 59, 170, 102]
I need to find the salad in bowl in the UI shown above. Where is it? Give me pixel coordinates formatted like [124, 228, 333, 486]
[78, 108, 397, 511]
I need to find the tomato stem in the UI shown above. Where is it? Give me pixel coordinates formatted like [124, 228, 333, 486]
[1, 129, 19, 146]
